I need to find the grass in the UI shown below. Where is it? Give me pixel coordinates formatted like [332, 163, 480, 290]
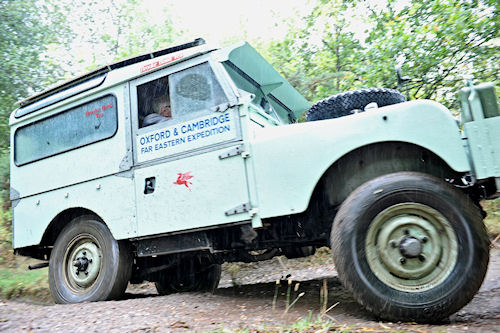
[0, 266, 51, 302]
[205, 314, 429, 333]
[483, 198, 500, 239]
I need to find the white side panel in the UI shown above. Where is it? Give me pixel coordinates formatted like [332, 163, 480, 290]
[134, 146, 249, 236]
[12, 175, 137, 249]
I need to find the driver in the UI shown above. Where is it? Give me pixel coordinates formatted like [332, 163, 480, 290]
[143, 95, 172, 127]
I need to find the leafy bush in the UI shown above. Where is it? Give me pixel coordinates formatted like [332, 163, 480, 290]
[0, 199, 13, 267]
[0, 152, 13, 266]
[483, 198, 500, 238]
[0, 151, 9, 207]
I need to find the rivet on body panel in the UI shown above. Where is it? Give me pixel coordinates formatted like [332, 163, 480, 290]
[96, 184, 102, 190]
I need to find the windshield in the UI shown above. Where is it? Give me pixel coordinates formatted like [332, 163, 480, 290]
[222, 63, 281, 124]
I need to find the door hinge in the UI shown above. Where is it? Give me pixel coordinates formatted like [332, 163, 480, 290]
[219, 145, 244, 160]
[225, 202, 251, 216]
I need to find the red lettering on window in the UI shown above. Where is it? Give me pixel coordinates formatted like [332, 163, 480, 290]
[84, 106, 106, 118]
[101, 102, 113, 110]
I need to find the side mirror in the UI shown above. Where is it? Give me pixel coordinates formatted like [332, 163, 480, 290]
[395, 65, 410, 87]
[395, 64, 411, 100]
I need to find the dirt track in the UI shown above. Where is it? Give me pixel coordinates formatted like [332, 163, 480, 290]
[0, 248, 498, 332]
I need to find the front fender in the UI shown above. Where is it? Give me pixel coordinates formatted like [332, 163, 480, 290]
[250, 100, 470, 219]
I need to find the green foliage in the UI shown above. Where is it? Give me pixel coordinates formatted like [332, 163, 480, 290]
[0, 152, 9, 205]
[0, 196, 13, 266]
[0, 266, 50, 301]
[259, 0, 498, 114]
[0, 0, 70, 151]
[259, 0, 364, 101]
[0, 1, 71, 207]
[361, 0, 499, 111]
[56, 0, 182, 73]
[483, 198, 500, 237]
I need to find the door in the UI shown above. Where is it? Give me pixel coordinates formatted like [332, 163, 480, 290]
[130, 57, 250, 237]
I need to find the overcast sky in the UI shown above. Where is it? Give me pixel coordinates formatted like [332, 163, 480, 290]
[145, 0, 314, 46]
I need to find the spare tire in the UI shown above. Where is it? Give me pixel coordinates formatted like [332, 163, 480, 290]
[306, 88, 405, 121]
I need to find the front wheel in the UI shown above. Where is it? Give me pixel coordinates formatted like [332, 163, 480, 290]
[49, 215, 132, 303]
[331, 172, 489, 322]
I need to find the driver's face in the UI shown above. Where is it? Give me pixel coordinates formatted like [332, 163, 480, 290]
[160, 103, 171, 118]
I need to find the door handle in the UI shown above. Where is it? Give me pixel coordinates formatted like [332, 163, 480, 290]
[144, 177, 155, 194]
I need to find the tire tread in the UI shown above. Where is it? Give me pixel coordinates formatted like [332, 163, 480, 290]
[331, 172, 489, 322]
[306, 88, 405, 121]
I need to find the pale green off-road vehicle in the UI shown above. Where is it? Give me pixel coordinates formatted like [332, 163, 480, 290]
[9, 39, 499, 322]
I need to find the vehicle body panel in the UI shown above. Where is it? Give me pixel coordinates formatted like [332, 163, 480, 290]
[134, 144, 251, 237]
[12, 175, 137, 248]
[249, 100, 471, 218]
[463, 117, 500, 180]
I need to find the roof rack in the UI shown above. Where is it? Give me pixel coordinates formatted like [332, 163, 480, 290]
[16, 38, 206, 108]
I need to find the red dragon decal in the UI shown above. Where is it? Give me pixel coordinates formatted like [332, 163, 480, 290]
[173, 171, 193, 191]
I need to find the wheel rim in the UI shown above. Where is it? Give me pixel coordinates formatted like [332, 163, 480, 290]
[365, 203, 458, 292]
[63, 234, 103, 293]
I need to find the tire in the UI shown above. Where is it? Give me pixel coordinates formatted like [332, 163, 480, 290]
[331, 172, 489, 323]
[306, 88, 405, 121]
[48, 215, 132, 304]
[282, 246, 316, 259]
[155, 255, 221, 295]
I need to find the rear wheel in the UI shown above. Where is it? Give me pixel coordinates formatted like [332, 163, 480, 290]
[331, 172, 489, 322]
[155, 255, 221, 295]
[49, 215, 132, 303]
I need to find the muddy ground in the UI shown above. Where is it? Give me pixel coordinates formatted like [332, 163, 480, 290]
[0, 248, 498, 332]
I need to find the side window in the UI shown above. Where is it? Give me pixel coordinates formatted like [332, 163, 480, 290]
[14, 95, 117, 165]
[137, 76, 171, 128]
[137, 62, 229, 129]
[169, 62, 228, 122]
